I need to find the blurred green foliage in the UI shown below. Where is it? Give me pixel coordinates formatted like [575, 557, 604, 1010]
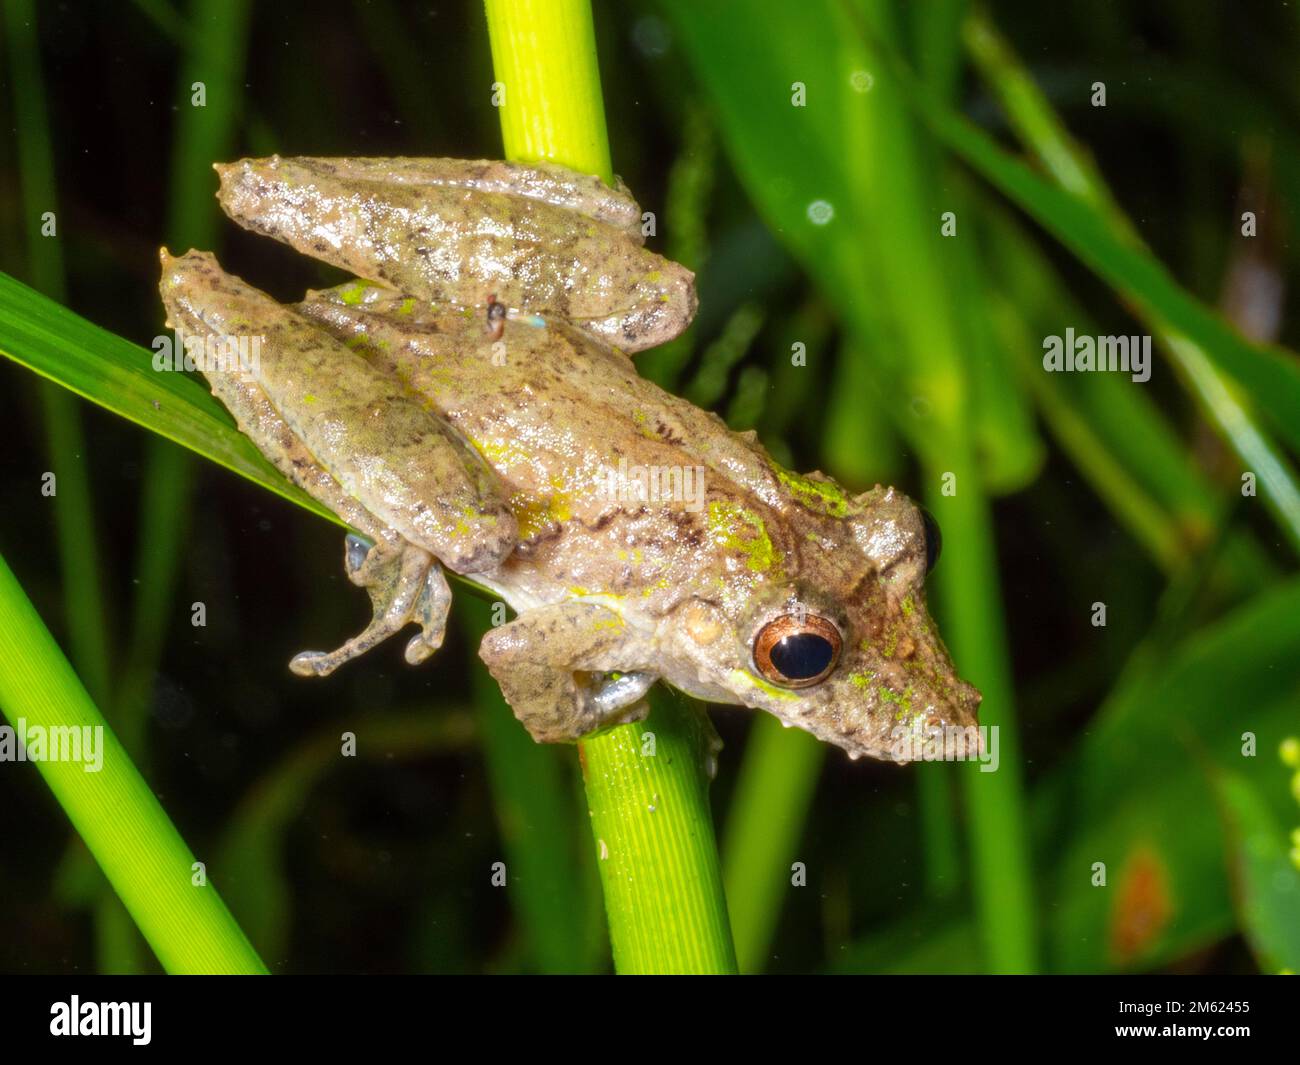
[0, 0, 1296, 973]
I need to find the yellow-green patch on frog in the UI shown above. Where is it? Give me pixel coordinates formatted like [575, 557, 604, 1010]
[160, 156, 979, 763]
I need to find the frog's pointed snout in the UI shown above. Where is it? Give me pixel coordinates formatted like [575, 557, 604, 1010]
[917, 671, 982, 743]
[865, 679, 984, 767]
[949, 678, 982, 730]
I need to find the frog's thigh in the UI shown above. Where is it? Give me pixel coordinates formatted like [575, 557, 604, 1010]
[202, 363, 392, 545]
[479, 603, 657, 744]
[208, 369, 456, 676]
[290, 538, 451, 677]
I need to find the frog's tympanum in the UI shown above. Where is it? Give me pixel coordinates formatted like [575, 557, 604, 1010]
[159, 156, 980, 762]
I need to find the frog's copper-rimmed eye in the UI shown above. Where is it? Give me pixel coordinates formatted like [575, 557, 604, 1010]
[919, 506, 942, 574]
[753, 613, 842, 688]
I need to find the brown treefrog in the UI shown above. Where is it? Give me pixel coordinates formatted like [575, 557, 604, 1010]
[159, 156, 980, 762]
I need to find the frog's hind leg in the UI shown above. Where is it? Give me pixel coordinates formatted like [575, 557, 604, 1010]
[290, 536, 451, 677]
[172, 328, 452, 676]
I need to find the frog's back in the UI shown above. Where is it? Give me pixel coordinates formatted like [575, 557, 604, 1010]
[297, 293, 800, 606]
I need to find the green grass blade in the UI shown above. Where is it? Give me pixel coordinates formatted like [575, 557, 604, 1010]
[662, 0, 1037, 972]
[217, 710, 476, 964]
[722, 717, 823, 972]
[978, 199, 1276, 592]
[919, 26, 1300, 456]
[0, 552, 266, 974]
[1210, 768, 1300, 973]
[959, 12, 1300, 554]
[1043, 576, 1300, 971]
[839, 576, 1300, 973]
[5, 0, 114, 708]
[460, 597, 602, 973]
[844, 11, 1300, 552]
[7, 0, 140, 972]
[0, 270, 339, 526]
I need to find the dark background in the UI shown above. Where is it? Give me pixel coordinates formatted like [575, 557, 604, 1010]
[1, 0, 1297, 974]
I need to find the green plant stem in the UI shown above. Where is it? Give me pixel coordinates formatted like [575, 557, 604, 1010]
[483, 0, 737, 974]
[580, 693, 736, 973]
[722, 717, 823, 972]
[484, 0, 612, 181]
[0, 552, 266, 974]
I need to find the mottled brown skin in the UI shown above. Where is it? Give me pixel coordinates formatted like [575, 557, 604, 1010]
[215, 155, 696, 354]
[159, 157, 980, 761]
[299, 285, 981, 755]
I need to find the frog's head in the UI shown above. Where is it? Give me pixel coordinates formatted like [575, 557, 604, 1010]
[671, 484, 981, 764]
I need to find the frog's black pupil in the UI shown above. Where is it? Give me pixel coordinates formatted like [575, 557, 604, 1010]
[920, 507, 942, 573]
[770, 632, 835, 681]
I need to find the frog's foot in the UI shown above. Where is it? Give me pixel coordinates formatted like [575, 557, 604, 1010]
[478, 602, 658, 744]
[290, 536, 451, 677]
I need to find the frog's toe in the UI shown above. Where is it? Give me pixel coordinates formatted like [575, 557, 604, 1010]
[289, 650, 335, 677]
[404, 562, 452, 664]
[292, 540, 451, 678]
[289, 643, 379, 677]
[404, 634, 436, 665]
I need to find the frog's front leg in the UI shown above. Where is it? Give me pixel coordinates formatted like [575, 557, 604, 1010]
[290, 535, 451, 676]
[479, 603, 659, 743]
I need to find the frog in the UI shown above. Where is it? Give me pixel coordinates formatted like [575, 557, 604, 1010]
[158, 155, 980, 763]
